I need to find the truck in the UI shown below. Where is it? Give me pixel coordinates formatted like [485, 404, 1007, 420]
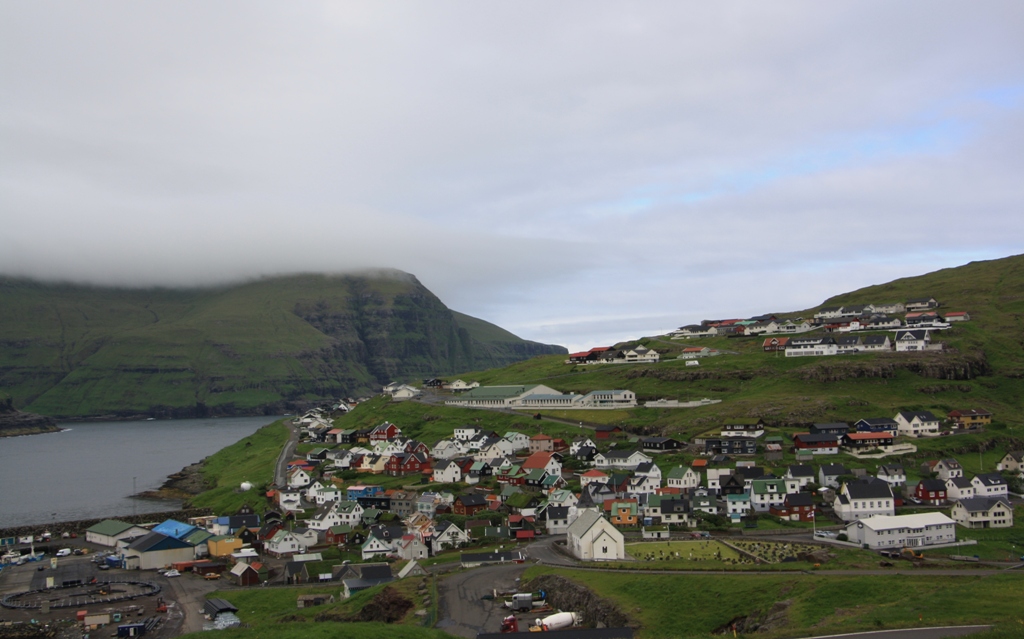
[503, 591, 547, 612]
[499, 611, 579, 633]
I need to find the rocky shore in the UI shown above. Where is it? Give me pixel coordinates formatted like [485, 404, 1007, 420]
[135, 460, 211, 501]
[0, 399, 61, 438]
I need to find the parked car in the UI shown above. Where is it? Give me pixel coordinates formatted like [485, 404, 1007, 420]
[203, 572, 220, 580]
[164, 569, 180, 578]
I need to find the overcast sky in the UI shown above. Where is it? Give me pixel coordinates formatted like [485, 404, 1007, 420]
[2, 3, 1023, 352]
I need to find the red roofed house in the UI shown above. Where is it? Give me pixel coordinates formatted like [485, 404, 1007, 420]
[691, 458, 708, 468]
[947, 409, 991, 428]
[529, 434, 555, 453]
[369, 422, 401, 442]
[580, 469, 609, 487]
[522, 452, 562, 477]
[763, 337, 790, 352]
[842, 432, 894, 450]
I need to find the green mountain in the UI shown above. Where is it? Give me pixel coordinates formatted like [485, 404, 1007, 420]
[447, 254, 1024, 436]
[0, 271, 566, 418]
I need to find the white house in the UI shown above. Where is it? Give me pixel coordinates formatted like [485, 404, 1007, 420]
[570, 437, 598, 455]
[726, 493, 751, 522]
[667, 466, 701, 491]
[266, 530, 308, 557]
[951, 497, 1014, 529]
[287, 468, 311, 489]
[454, 426, 483, 442]
[431, 521, 470, 554]
[785, 336, 838, 357]
[622, 346, 659, 363]
[446, 379, 479, 391]
[786, 465, 816, 489]
[933, 458, 963, 479]
[894, 411, 940, 437]
[593, 449, 652, 471]
[750, 479, 790, 512]
[431, 439, 463, 460]
[432, 460, 465, 484]
[566, 510, 625, 561]
[833, 479, 895, 522]
[85, 520, 150, 548]
[361, 535, 393, 561]
[945, 477, 974, 502]
[894, 329, 931, 352]
[504, 432, 531, 451]
[334, 501, 364, 525]
[971, 473, 1008, 497]
[844, 513, 956, 549]
[580, 469, 610, 488]
[876, 465, 906, 488]
[818, 464, 849, 489]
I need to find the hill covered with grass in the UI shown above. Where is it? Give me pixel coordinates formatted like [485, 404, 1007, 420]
[437, 254, 1024, 439]
[0, 271, 565, 419]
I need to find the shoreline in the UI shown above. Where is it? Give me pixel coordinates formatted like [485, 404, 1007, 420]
[134, 460, 211, 502]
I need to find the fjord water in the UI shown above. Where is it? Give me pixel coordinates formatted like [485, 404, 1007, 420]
[0, 416, 277, 528]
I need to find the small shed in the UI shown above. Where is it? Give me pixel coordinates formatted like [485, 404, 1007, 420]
[297, 594, 335, 609]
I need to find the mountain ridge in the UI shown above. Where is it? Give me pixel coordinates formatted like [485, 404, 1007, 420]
[0, 271, 566, 418]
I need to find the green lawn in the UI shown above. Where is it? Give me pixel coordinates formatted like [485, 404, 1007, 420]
[522, 567, 1024, 639]
[188, 420, 289, 514]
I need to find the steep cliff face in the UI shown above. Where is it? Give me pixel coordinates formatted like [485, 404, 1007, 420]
[0, 272, 565, 418]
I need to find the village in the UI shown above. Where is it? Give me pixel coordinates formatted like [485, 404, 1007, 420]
[2, 294, 1021, 639]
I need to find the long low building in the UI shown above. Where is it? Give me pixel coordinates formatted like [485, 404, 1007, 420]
[446, 384, 636, 410]
[844, 513, 956, 550]
[85, 519, 150, 547]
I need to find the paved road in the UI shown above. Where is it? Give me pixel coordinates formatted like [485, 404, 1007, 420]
[436, 562, 528, 638]
[800, 627, 991, 639]
[273, 420, 300, 486]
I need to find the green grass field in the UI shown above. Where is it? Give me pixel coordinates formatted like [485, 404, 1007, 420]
[187, 420, 289, 514]
[523, 566, 1024, 639]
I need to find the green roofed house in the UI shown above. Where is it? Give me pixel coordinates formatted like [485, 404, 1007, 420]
[183, 529, 215, 559]
[85, 519, 149, 547]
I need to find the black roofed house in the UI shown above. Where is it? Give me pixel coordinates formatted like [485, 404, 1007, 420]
[284, 561, 310, 584]
[834, 335, 862, 352]
[914, 479, 947, 506]
[593, 425, 623, 440]
[818, 464, 849, 489]
[792, 432, 840, 455]
[810, 423, 849, 437]
[123, 531, 194, 570]
[855, 418, 899, 435]
[863, 327, 895, 344]
[704, 437, 757, 456]
[951, 496, 1014, 529]
[834, 478, 895, 521]
[894, 329, 932, 352]
[905, 297, 939, 311]
[786, 465, 815, 488]
[895, 411, 940, 437]
[453, 494, 488, 516]
[719, 474, 747, 496]
[769, 492, 815, 522]
[971, 473, 1008, 497]
[641, 437, 682, 452]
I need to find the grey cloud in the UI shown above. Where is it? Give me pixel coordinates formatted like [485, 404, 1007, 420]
[2, 2, 1023, 348]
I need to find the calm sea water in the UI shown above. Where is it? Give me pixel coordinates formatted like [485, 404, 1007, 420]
[0, 416, 278, 528]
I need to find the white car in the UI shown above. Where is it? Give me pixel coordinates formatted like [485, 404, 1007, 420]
[55, 549, 72, 557]
[163, 569, 180, 578]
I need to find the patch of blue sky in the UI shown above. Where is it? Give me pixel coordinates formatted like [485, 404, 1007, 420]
[600, 116, 982, 217]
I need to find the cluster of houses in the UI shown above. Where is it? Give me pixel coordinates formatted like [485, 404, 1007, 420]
[265, 402, 1015, 566]
[566, 345, 660, 365]
[672, 297, 969, 357]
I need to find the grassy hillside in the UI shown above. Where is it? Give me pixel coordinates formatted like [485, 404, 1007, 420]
[0, 271, 565, 418]
[421, 255, 1024, 453]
